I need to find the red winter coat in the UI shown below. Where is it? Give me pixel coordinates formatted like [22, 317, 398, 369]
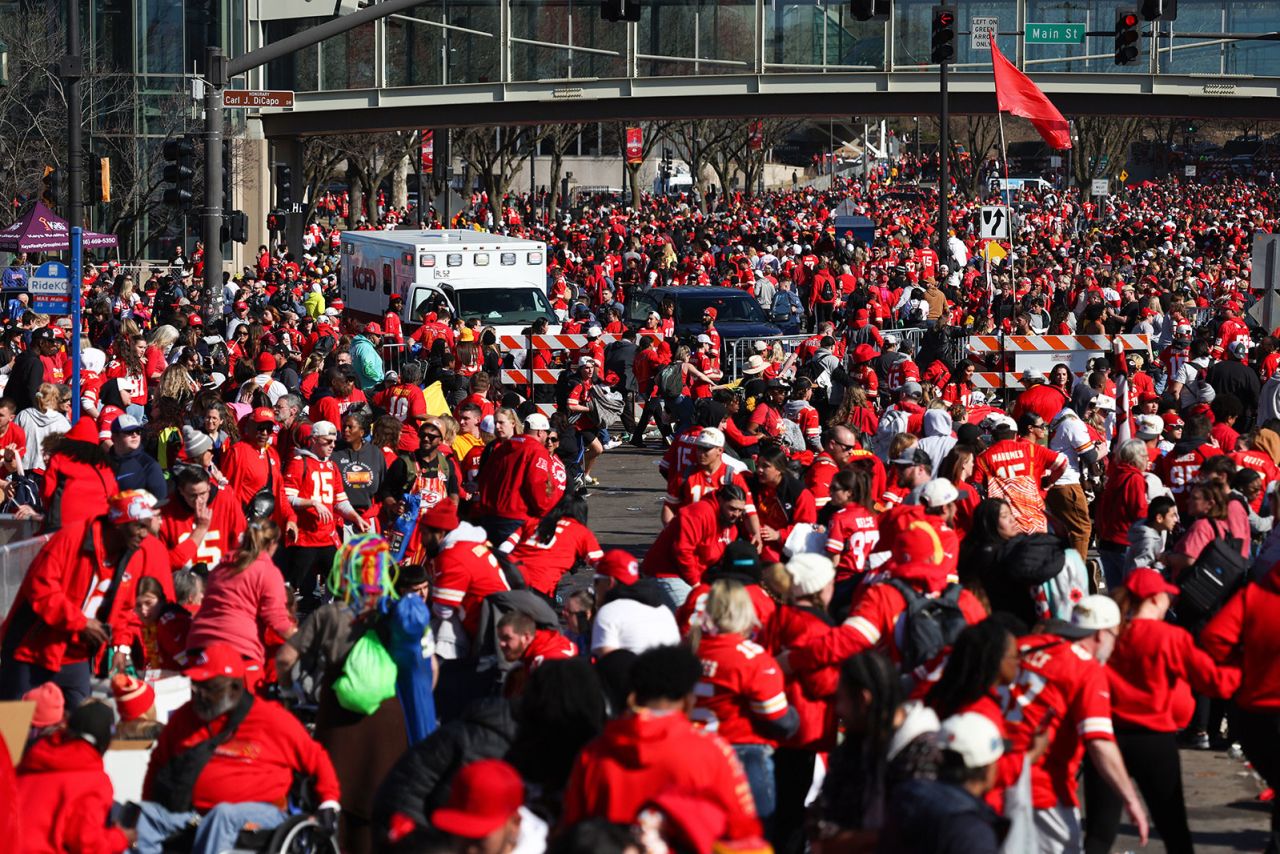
[0, 521, 174, 671]
[16, 733, 128, 854]
[759, 604, 840, 750]
[641, 497, 736, 587]
[561, 709, 762, 840]
[1202, 574, 1280, 712]
[1109, 618, 1240, 732]
[1094, 461, 1148, 548]
[474, 435, 565, 522]
[40, 456, 119, 529]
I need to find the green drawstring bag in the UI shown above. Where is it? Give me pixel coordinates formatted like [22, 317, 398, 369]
[332, 629, 397, 715]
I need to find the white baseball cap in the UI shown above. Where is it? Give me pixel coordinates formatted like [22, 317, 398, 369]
[693, 427, 726, 449]
[310, 420, 338, 439]
[939, 713, 1005, 769]
[524, 413, 551, 431]
[1056, 594, 1122, 639]
[1135, 414, 1163, 440]
[1021, 367, 1047, 384]
[920, 478, 960, 508]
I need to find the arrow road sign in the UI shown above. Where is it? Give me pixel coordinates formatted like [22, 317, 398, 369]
[979, 205, 1010, 240]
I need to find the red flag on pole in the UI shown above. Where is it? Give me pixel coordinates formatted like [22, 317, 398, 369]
[990, 41, 1071, 150]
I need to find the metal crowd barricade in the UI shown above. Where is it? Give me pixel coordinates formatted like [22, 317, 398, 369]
[0, 529, 51, 618]
[726, 334, 814, 380]
[381, 341, 407, 377]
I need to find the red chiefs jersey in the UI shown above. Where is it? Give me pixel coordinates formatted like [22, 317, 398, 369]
[660, 427, 703, 488]
[501, 517, 603, 597]
[522, 628, 578, 670]
[884, 358, 920, 391]
[825, 504, 880, 580]
[1233, 449, 1279, 511]
[311, 390, 368, 428]
[973, 438, 1067, 534]
[1000, 634, 1116, 810]
[284, 454, 349, 547]
[805, 453, 840, 509]
[758, 604, 839, 750]
[104, 362, 147, 405]
[377, 383, 427, 452]
[1155, 442, 1223, 513]
[676, 582, 776, 637]
[431, 539, 511, 638]
[670, 463, 757, 516]
[692, 633, 790, 746]
[157, 488, 247, 571]
[1159, 344, 1189, 378]
[790, 403, 820, 446]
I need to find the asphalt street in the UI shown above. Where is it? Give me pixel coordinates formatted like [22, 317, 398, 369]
[588, 445, 1271, 853]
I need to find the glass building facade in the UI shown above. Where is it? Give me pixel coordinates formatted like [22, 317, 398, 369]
[254, 0, 1280, 93]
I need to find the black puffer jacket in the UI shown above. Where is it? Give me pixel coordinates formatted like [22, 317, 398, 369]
[372, 697, 517, 835]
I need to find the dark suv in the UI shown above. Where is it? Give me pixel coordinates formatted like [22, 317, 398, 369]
[626, 286, 782, 342]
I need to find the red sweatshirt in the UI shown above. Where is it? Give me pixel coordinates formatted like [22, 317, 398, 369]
[1108, 617, 1240, 731]
[39, 457, 118, 529]
[561, 709, 762, 840]
[759, 604, 839, 750]
[641, 497, 736, 587]
[16, 734, 128, 854]
[143, 697, 340, 811]
[1201, 577, 1280, 712]
[474, 435, 565, 522]
[186, 554, 295, 664]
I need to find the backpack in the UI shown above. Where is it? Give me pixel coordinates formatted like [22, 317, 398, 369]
[820, 279, 835, 301]
[1173, 519, 1248, 631]
[886, 578, 968, 669]
[332, 623, 398, 715]
[313, 332, 338, 358]
[657, 363, 684, 399]
[778, 418, 807, 452]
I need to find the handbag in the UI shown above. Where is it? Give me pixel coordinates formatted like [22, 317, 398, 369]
[1175, 519, 1247, 630]
[150, 691, 255, 812]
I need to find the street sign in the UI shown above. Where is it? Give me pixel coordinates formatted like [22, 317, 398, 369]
[1185, 164, 1197, 177]
[222, 90, 295, 108]
[1025, 22, 1085, 44]
[971, 16, 998, 51]
[979, 205, 1010, 240]
[28, 260, 70, 315]
[1250, 234, 1280, 292]
[1091, 179, 1110, 197]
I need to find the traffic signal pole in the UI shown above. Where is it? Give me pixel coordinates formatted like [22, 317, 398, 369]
[938, 58, 949, 264]
[63, 0, 83, 230]
[201, 0, 430, 321]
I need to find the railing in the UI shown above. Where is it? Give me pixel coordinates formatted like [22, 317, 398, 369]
[0, 528, 51, 618]
[726, 334, 814, 381]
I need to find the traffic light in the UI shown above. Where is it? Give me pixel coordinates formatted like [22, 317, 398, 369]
[266, 210, 288, 233]
[221, 140, 233, 211]
[89, 154, 111, 204]
[162, 137, 195, 209]
[273, 161, 292, 208]
[41, 166, 61, 208]
[1140, 0, 1176, 20]
[850, 0, 890, 21]
[601, 0, 639, 23]
[1114, 8, 1141, 65]
[222, 210, 248, 244]
[930, 6, 957, 65]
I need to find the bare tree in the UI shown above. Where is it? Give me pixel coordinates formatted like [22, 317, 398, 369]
[1071, 116, 1143, 191]
[670, 121, 738, 212]
[0, 4, 181, 257]
[537, 123, 582, 224]
[453, 126, 538, 226]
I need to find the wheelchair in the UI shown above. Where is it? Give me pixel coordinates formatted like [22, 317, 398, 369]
[157, 810, 340, 854]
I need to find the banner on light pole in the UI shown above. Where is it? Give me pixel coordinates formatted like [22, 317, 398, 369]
[421, 130, 434, 174]
[625, 127, 643, 165]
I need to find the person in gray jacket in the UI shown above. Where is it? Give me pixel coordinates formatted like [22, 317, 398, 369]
[1123, 495, 1178, 576]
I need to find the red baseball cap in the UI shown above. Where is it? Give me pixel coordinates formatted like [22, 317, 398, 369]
[431, 759, 524, 838]
[234, 300, 248, 311]
[183, 642, 246, 681]
[251, 406, 277, 425]
[330, 298, 345, 311]
[703, 307, 717, 320]
[594, 549, 639, 585]
[1162, 412, 1184, 429]
[187, 314, 203, 327]
[256, 352, 276, 372]
[365, 321, 383, 335]
[1124, 567, 1179, 599]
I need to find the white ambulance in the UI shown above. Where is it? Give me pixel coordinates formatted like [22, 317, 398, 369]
[338, 229, 555, 337]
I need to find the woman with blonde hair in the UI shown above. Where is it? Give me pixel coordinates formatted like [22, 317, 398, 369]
[493, 407, 522, 440]
[186, 517, 296, 691]
[690, 578, 799, 824]
[17, 383, 72, 471]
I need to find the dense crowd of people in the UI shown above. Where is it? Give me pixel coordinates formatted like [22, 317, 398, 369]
[0, 165, 1278, 854]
